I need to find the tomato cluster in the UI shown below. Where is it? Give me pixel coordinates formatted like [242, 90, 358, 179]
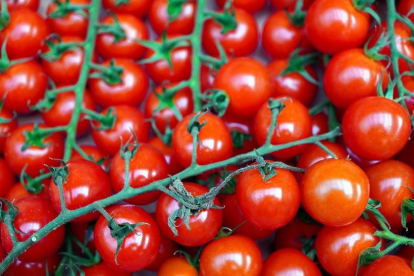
[0, 0, 414, 275]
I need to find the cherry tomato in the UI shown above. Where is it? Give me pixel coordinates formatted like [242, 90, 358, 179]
[70, 221, 96, 254]
[342, 97, 411, 161]
[49, 160, 112, 222]
[363, 255, 414, 276]
[96, 14, 149, 60]
[94, 204, 160, 272]
[145, 83, 193, 133]
[2, 0, 39, 11]
[297, 141, 348, 170]
[398, 245, 414, 262]
[0, 158, 14, 198]
[262, 248, 322, 276]
[215, 0, 266, 13]
[271, 0, 314, 11]
[302, 159, 369, 226]
[305, 0, 370, 54]
[398, 0, 414, 24]
[397, 133, 414, 169]
[46, 0, 89, 38]
[200, 65, 216, 93]
[156, 182, 223, 246]
[6, 180, 50, 203]
[0, 108, 18, 154]
[81, 262, 132, 276]
[1, 196, 65, 262]
[4, 253, 60, 276]
[324, 49, 388, 109]
[103, 0, 152, 17]
[4, 124, 64, 177]
[222, 114, 256, 156]
[316, 218, 381, 276]
[311, 112, 328, 136]
[254, 97, 312, 160]
[0, 9, 49, 60]
[199, 235, 262, 276]
[214, 57, 273, 118]
[89, 59, 148, 108]
[237, 164, 300, 230]
[148, 137, 183, 175]
[158, 256, 198, 276]
[267, 59, 317, 106]
[70, 145, 110, 170]
[172, 113, 232, 168]
[202, 8, 258, 57]
[91, 105, 149, 156]
[0, 60, 48, 114]
[146, 224, 178, 271]
[149, 0, 196, 35]
[109, 144, 169, 205]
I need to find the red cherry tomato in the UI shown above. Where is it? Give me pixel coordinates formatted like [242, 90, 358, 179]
[216, 0, 266, 13]
[94, 204, 160, 272]
[0, 158, 14, 198]
[271, 0, 314, 11]
[397, 133, 414, 169]
[363, 255, 414, 276]
[156, 182, 223, 246]
[398, 245, 414, 262]
[222, 114, 256, 156]
[342, 97, 411, 161]
[199, 235, 262, 276]
[148, 137, 183, 175]
[311, 112, 328, 136]
[254, 97, 312, 160]
[2, 0, 39, 11]
[214, 57, 273, 118]
[4, 124, 64, 177]
[305, 0, 370, 54]
[202, 8, 258, 57]
[0, 60, 48, 114]
[96, 14, 149, 60]
[200, 65, 216, 93]
[398, 0, 414, 24]
[297, 141, 348, 170]
[70, 221, 96, 254]
[157, 256, 197, 276]
[172, 113, 232, 168]
[103, 0, 152, 18]
[1, 196, 65, 262]
[146, 225, 178, 272]
[70, 144, 110, 170]
[0, 108, 18, 154]
[6, 180, 50, 202]
[81, 262, 132, 276]
[4, 253, 60, 276]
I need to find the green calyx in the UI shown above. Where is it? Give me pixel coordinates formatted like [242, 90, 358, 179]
[203, 89, 229, 117]
[231, 130, 252, 150]
[97, 13, 126, 43]
[40, 36, 82, 62]
[205, 5, 237, 34]
[46, 160, 69, 187]
[353, 0, 380, 24]
[286, 0, 306, 27]
[89, 59, 124, 85]
[84, 107, 117, 131]
[19, 166, 46, 194]
[115, 0, 129, 7]
[0, 0, 10, 31]
[167, 0, 189, 22]
[48, 0, 88, 18]
[281, 49, 320, 86]
[21, 124, 54, 151]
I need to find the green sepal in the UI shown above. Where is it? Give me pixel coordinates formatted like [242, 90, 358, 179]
[255, 151, 278, 181]
[148, 117, 173, 146]
[297, 208, 323, 226]
[300, 235, 317, 260]
[364, 198, 390, 230]
[89, 59, 124, 85]
[364, 30, 390, 62]
[281, 49, 320, 85]
[40, 35, 82, 62]
[187, 112, 207, 135]
[286, 0, 306, 27]
[357, 240, 382, 269]
[0, 198, 18, 222]
[19, 166, 45, 194]
[0, 94, 16, 125]
[86, 107, 117, 131]
[21, 124, 52, 151]
[48, 0, 88, 19]
[119, 128, 140, 161]
[167, 0, 189, 22]
[0, 0, 10, 31]
[115, 0, 129, 6]
[202, 89, 229, 117]
[205, 8, 237, 34]
[231, 130, 252, 150]
[401, 188, 414, 230]
[97, 12, 126, 43]
[46, 160, 69, 186]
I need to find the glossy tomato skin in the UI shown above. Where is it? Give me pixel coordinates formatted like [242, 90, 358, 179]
[145, 84, 193, 133]
[214, 57, 273, 118]
[311, 112, 328, 136]
[237, 164, 300, 230]
[271, 0, 314, 11]
[0, 60, 48, 114]
[297, 141, 348, 170]
[96, 14, 149, 60]
[89, 59, 148, 108]
[0, 9, 49, 60]
[254, 97, 312, 160]
[199, 235, 262, 276]
[172, 113, 232, 168]
[4, 124, 64, 177]
[216, 0, 266, 13]
[398, 0, 414, 24]
[342, 97, 411, 161]
[148, 137, 183, 175]
[149, 0, 195, 35]
[103, 0, 151, 17]
[324, 49, 388, 109]
[94, 205, 160, 272]
[109, 144, 169, 205]
[46, 0, 89, 38]
[302, 159, 369, 226]
[262, 248, 322, 276]
[156, 182, 223, 246]
[0, 108, 18, 153]
[267, 59, 317, 106]
[202, 8, 258, 57]
[222, 114, 257, 156]
[158, 257, 197, 276]
[200, 64, 215, 93]
[4, 253, 60, 276]
[1, 196, 65, 262]
[305, 0, 370, 54]
[91, 105, 149, 156]
[2, 0, 39, 11]
[81, 262, 132, 276]
[146, 226, 178, 271]
[316, 219, 381, 276]
[0, 158, 15, 198]
[6, 180, 50, 203]
[363, 256, 414, 276]
[41, 89, 96, 136]
[49, 160, 112, 222]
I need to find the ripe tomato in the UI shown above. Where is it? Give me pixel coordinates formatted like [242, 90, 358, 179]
[301, 159, 369, 226]
[96, 14, 149, 60]
[202, 8, 258, 57]
[237, 164, 300, 230]
[398, 245, 414, 262]
[271, 0, 314, 11]
[91, 105, 149, 156]
[324, 49, 388, 109]
[214, 57, 273, 118]
[316, 219, 381, 276]
[0, 108, 18, 154]
[156, 182, 223, 246]
[94, 204, 160, 272]
[41, 89, 96, 136]
[49, 160, 112, 222]
[146, 225, 178, 271]
[6, 180, 50, 202]
[0, 158, 14, 198]
[1, 196, 65, 262]
[215, 0, 266, 13]
[70, 144, 110, 170]
[363, 255, 414, 276]
[70, 221, 96, 253]
[222, 114, 257, 156]
[0, 60, 48, 114]
[148, 137, 183, 175]
[0, 9, 49, 60]
[109, 144, 169, 205]
[311, 112, 328, 136]
[158, 257, 197, 276]
[297, 141, 348, 170]
[172, 113, 232, 168]
[103, 0, 152, 18]
[2, 0, 39, 11]
[267, 59, 317, 106]
[199, 235, 262, 276]
[46, 0, 89, 38]
[149, 0, 195, 35]
[305, 0, 370, 54]
[398, 0, 414, 24]
[342, 97, 411, 160]
[144, 83, 193, 133]
[4, 124, 64, 177]
[4, 253, 60, 276]
[262, 248, 322, 276]
[89, 59, 148, 108]
[254, 97, 312, 160]
[397, 133, 414, 169]
[81, 262, 132, 276]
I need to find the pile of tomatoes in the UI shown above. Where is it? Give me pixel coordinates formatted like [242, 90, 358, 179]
[1, 0, 414, 275]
